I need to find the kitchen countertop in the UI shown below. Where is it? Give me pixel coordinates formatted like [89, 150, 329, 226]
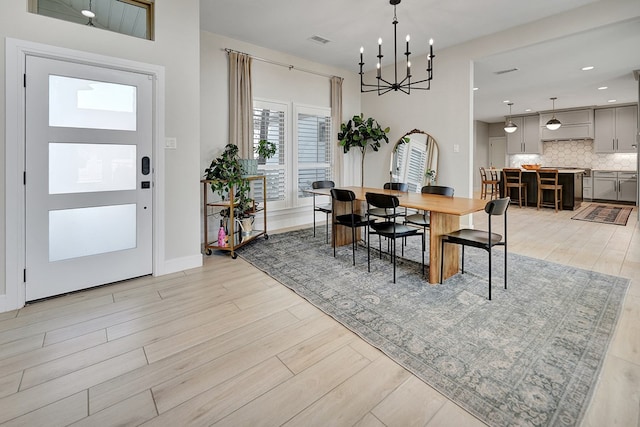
[521, 169, 585, 174]
[488, 168, 585, 173]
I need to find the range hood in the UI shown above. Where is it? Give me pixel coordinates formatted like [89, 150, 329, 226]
[539, 108, 594, 141]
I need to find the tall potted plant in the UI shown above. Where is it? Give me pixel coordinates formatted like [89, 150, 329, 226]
[338, 114, 390, 186]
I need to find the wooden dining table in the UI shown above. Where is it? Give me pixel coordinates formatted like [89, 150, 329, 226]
[308, 186, 488, 284]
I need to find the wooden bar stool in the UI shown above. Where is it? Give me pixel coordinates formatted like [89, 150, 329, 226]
[479, 167, 499, 200]
[536, 169, 563, 212]
[502, 168, 527, 207]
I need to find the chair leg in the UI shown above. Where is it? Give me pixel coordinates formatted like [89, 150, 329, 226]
[421, 232, 425, 277]
[325, 213, 329, 244]
[504, 245, 508, 290]
[518, 187, 522, 208]
[392, 237, 396, 283]
[351, 226, 356, 266]
[461, 245, 465, 274]
[332, 223, 336, 258]
[439, 240, 445, 284]
[313, 208, 316, 237]
[488, 247, 492, 300]
[367, 228, 371, 273]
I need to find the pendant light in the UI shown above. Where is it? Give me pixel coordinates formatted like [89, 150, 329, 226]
[81, 0, 96, 26]
[504, 102, 517, 134]
[545, 97, 562, 131]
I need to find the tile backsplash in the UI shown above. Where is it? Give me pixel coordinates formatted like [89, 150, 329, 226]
[509, 140, 637, 171]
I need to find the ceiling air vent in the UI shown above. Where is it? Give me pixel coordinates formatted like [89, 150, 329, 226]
[309, 35, 331, 45]
[494, 68, 519, 75]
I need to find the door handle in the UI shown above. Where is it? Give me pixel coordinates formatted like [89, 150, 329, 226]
[142, 156, 150, 175]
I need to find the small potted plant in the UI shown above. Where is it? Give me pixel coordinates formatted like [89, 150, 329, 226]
[425, 168, 436, 185]
[255, 139, 277, 163]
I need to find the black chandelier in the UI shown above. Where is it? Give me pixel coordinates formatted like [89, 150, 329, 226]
[359, 0, 435, 95]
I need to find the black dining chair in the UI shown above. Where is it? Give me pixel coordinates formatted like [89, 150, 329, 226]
[311, 180, 335, 243]
[404, 185, 455, 252]
[366, 192, 424, 283]
[367, 182, 409, 220]
[439, 197, 510, 300]
[330, 189, 374, 266]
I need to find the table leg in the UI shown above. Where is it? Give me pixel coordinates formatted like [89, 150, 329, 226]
[331, 200, 363, 247]
[428, 212, 460, 284]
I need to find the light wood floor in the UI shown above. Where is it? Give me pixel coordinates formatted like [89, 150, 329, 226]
[0, 201, 638, 426]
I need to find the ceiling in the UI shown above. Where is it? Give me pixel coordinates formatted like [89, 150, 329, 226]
[200, 0, 640, 123]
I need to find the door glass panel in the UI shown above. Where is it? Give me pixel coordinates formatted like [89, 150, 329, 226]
[49, 75, 137, 131]
[49, 143, 137, 194]
[49, 204, 137, 262]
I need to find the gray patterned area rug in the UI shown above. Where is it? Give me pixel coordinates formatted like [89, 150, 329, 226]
[237, 228, 629, 427]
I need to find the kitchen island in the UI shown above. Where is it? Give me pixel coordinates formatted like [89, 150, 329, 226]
[501, 168, 585, 210]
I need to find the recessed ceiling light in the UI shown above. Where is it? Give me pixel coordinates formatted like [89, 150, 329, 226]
[607, 99, 617, 103]
[525, 109, 532, 112]
[581, 66, 595, 71]
[598, 86, 608, 90]
[473, 87, 479, 91]
[503, 100, 511, 103]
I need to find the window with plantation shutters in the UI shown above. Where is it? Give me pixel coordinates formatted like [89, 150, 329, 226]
[406, 145, 428, 192]
[393, 138, 427, 192]
[253, 101, 287, 209]
[253, 100, 333, 210]
[296, 109, 332, 199]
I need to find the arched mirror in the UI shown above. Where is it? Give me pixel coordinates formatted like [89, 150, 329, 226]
[390, 129, 439, 193]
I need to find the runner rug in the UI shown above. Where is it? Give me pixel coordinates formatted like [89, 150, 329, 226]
[238, 227, 629, 426]
[571, 204, 632, 226]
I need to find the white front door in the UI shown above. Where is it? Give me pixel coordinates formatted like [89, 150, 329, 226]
[25, 55, 153, 301]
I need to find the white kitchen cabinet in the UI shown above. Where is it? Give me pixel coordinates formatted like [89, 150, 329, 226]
[583, 176, 592, 200]
[593, 171, 637, 203]
[539, 109, 594, 141]
[594, 105, 638, 153]
[506, 115, 541, 154]
[618, 172, 638, 203]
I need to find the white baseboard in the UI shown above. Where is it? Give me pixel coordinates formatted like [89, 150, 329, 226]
[0, 295, 11, 314]
[156, 254, 203, 276]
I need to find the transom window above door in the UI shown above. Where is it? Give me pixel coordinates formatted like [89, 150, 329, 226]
[29, 0, 155, 40]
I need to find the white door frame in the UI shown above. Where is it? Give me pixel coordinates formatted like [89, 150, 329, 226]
[3, 38, 166, 312]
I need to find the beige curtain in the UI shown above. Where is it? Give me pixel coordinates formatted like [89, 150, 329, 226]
[330, 76, 344, 185]
[228, 51, 253, 158]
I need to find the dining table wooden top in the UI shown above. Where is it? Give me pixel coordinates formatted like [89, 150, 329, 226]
[310, 186, 488, 216]
[307, 185, 490, 284]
